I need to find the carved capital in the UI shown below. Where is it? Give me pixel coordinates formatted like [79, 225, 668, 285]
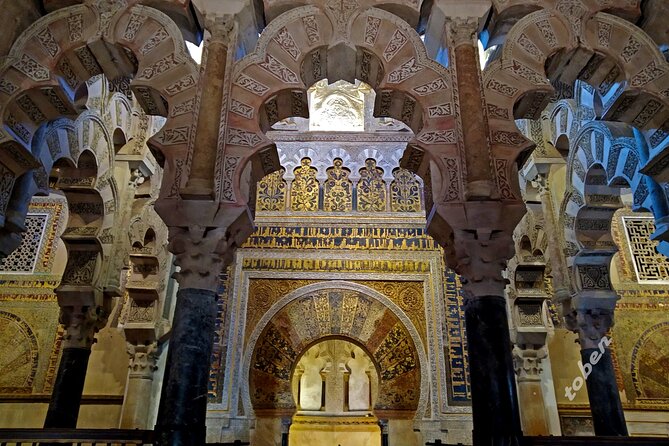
[167, 225, 235, 291]
[60, 305, 107, 349]
[566, 308, 614, 350]
[205, 14, 236, 45]
[512, 345, 547, 381]
[455, 229, 515, 296]
[126, 342, 160, 379]
[447, 17, 479, 47]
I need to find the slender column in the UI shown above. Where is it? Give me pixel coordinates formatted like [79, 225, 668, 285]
[155, 225, 233, 446]
[513, 347, 549, 435]
[182, 16, 235, 198]
[44, 305, 104, 428]
[448, 18, 495, 199]
[280, 417, 291, 446]
[570, 308, 628, 436]
[120, 343, 160, 428]
[379, 419, 389, 446]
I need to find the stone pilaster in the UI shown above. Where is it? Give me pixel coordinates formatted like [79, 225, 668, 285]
[535, 174, 572, 313]
[44, 305, 106, 428]
[513, 346, 550, 435]
[448, 17, 495, 199]
[120, 342, 161, 429]
[182, 15, 236, 199]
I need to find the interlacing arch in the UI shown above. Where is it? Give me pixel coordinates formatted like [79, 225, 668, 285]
[223, 4, 460, 208]
[484, 1, 669, 170]
[0, 0, 199, 221]
[559, 121, 669, 296]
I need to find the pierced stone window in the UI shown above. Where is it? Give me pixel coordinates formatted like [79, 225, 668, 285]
[622, 217, 669, 283]
[0, 214, 48, 274]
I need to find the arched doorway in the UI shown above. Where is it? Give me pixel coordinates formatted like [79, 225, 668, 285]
[290, 338, 380, 445]
[244, 283, 426, 446]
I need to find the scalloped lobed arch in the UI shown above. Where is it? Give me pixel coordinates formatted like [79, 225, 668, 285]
[220, 4, 460, 209]
[559, 122, 665, 273]
[484, 7, 669, 172]
[0, 1, 199, 215]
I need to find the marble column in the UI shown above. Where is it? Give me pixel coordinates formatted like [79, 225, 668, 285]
[182, 16, 235, 199]
[44, 305, 104, 428]
[155, 224, 235, 446]
[513, 347, 549, 435]
[155, 288, 218, 445]
[120, 343, 160, 428]
[464, 294, 522, 445]
[571, 308, 628, 436]
[448, 17, 495, 199]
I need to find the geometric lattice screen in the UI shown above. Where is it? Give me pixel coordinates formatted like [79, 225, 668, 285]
[622, 216, 669, 283]
[0, 214, 48, 274]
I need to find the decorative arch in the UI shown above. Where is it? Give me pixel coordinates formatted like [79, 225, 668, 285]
[558, 121, 669, 305]
[484, 4, 669, 171]
[223, 4, 458, 208]
[0, 1, 199, 222]
[242, 281, 428, 420]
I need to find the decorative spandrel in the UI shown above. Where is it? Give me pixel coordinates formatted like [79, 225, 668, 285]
[357, 159, 386, 212]
[390, 168, 422, 212]
[257, 169, 287, 211]
[323, 158, 352, 212]
[290, 158, 319, 212]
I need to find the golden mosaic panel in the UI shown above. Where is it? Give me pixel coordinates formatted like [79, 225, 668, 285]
[257, 169, 286, 211]
[612, 299, 669, 410]
[390, 168, 421, 212]
[357, 159, 387, 212]
[290, 158, 319, 211]
[323, 158, 353, 212]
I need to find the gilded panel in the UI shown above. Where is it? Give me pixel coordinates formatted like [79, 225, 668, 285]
[0, 300, 60, 395]
[612, 299, 669, 410]
[323, 159, 352, 212]
[290, 158, 319, 211]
